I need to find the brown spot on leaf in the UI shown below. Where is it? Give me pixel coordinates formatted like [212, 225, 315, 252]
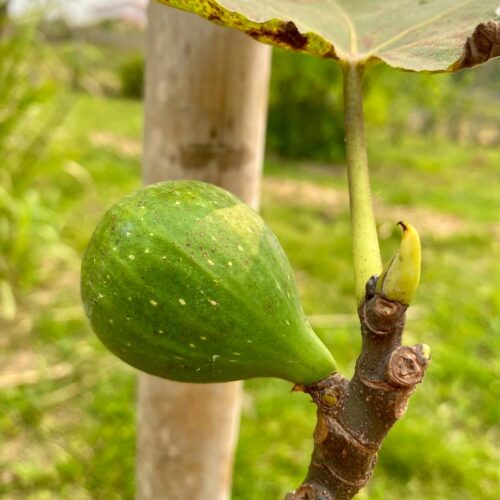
[455, 21, 500, 69]
[247, 21, 308, 50]
[207, 13, 221, 22]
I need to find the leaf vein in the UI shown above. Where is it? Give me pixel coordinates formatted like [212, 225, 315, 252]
[366, 0, 476, 56]
[332, 0, 358, 55]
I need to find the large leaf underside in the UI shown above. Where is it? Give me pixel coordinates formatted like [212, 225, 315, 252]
[159, 0, 500, 71]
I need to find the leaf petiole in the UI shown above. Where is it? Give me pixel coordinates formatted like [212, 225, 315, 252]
[342, 62, 382, 304]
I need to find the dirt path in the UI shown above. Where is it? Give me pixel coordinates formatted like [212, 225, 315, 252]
[263, 176, 468, 237]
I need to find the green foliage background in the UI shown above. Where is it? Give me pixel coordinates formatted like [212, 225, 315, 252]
[116, 49, 499, 165]
[1, 16, 499, 500]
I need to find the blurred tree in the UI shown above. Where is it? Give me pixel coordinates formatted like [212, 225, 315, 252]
[268, 50, 345, 163]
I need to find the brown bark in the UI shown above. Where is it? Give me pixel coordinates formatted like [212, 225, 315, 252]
[287, 283, 430, 499]
[137, 3, 271, 500]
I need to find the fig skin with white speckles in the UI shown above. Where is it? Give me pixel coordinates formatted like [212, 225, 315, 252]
[81, 180, 336, 385]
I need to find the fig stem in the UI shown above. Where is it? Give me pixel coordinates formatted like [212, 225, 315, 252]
[342, 62, 382, 304]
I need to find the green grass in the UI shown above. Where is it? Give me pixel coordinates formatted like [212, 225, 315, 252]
[1, 92, 499, 499]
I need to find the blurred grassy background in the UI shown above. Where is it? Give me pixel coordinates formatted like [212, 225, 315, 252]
[1, 10, 499, 500]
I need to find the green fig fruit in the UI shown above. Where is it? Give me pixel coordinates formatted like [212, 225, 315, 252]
[81, 181, 336, 385]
